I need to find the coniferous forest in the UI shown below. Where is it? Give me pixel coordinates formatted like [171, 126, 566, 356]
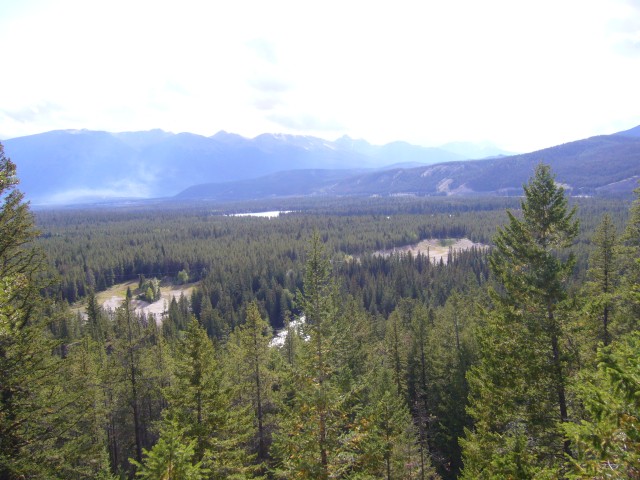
[2, 140, 640, 479]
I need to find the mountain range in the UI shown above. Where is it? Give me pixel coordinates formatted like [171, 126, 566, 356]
[3, 129, 506, 205]
[2, 126, 639, 205]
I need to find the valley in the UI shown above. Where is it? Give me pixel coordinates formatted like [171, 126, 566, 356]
[3, 132, 640, 479]
[3, 1, 638, 476]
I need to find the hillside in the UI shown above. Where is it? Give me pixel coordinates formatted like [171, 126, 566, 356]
[5, 126, 640, 205]
[177, 129, 640, 201]
[3, 129, 463, 204]
[176, 168, 366, 201]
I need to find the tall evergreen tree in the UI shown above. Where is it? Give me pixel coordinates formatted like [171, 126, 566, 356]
[342, 365, 437, 480]
[55, 335, 114, 478]
[115, 302, 147, 466]
[0, 142, 74, 477]
[462, 164, 579, 478]
[86, 289, 108, 343]
[164, 318, 251, 478]
[225, 301, 274, 465]
[583, 214, 618, 349]
[426, 292, 476, 478]
[615, 186, 640, 336]
[132, 417, 209, 480]
[272, 232, 344, 479]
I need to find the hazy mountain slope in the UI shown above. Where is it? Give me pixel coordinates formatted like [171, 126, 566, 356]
[3, 129, 457, 204]
[614, 124, 640, 138]
[176, 169, 366, 201]
[4, 130, 145, 203]
[328, 133, 640, 197]
[5, 125, 640, 205]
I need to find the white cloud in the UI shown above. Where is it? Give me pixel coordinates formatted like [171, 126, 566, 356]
[0, 0, 639, 151]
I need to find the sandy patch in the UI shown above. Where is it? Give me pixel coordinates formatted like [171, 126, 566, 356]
[131, 288, 193, 322]
[72, 281, 196, 324]
[375, 238, 487, 264]
[103, 295, 125, 312]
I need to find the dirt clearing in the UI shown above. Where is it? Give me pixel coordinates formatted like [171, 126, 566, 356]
[375, 238, 488, 264]
[75, 280, 197, 323]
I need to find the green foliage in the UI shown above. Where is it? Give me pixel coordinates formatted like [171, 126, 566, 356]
[423, 292, 478, 477]
[462, 164, 579, 477]
[0, 142, 76, 478]
[8, 155, 639, 479]
[564, 332, 640, 478]
[340, 366, 432, 480]
[490, 164, 578, 305]
[132, 418, 209, 479]
[165, 318, 253, 478]
[177, 268, 190, 284]
[384, 306, 410, 397]
[225, 301, 274, 466]
[615, 186, 640, 335]
[140, 277, 161, 302]
[580, 214, 618, 351]
[273, 234, 343, 479]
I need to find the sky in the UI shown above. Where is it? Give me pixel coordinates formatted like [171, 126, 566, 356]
[1, 0, 639, 153]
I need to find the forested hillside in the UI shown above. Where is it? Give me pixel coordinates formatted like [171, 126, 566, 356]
[2, 138, 640, 478]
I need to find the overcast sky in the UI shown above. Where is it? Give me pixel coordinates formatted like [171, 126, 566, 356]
[1, 0, 639, 152]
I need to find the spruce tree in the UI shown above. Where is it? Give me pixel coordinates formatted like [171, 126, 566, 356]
[462, 164, 579, 477]
[272, 232, 343, 479]
[615, 186, 640, 335]
[0, 142, 72, 477]
[225, 301, 274, 464]
[564, 332, 640, 478]
[342, 365, 437, 480]
[164, 318, 251, 478]
[132, 418, 209, 479]
[583, 214, 618, 348]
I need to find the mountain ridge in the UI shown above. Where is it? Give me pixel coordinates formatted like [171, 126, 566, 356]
[3, 129, 475, 204]
[176, 129, 640, 201]
[3, 126, 640, 205]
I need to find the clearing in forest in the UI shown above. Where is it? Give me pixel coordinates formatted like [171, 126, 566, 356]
[374, 238, 488, 264]
[74, 280, 197, 322]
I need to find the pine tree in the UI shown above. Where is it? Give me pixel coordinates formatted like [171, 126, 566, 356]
[584, 214, 618, 347]
[86, 289, 108, 342]
[272, 232, 344, 479]
[114, 301, 147, 466]
[462, 164, 579, 477]
[615, 186, 640, 335]
[132, 417, 209, 480]
[54, 335, 112, 478]
[225, 301, 274, 465]
[385, 306, 410, 398]
[426, 292, 476, 478]
[164, 318, 251, 478]
[342, 365, 438, 480]
[0, 142, 73, 477]
[564, 332, 640, 478]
